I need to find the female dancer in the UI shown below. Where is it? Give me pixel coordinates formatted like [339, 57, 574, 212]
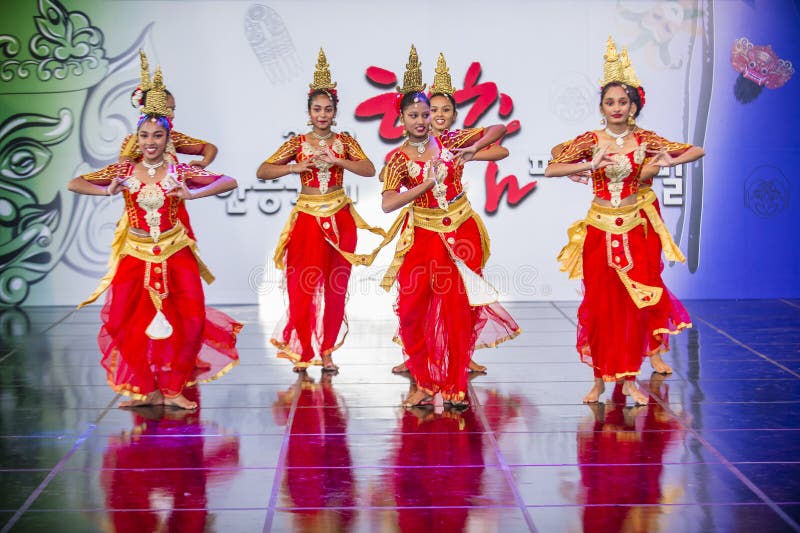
[545, 37, 704, 405]
[68, 67, 241, 410]
[381, 45, 520, 407]
[390, 52, 509, 375]
[256, 49, 378, 372]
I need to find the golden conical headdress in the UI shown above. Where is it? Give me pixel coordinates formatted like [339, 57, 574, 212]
[140, 66, 173, 118]
[620, 48, 641, 88]
[139, 49, 152, 92]
[309, 47, 337, 91]
[430, 52, 456, 95]
[599, 36, 641, 88]
[396, 44, 426, 94]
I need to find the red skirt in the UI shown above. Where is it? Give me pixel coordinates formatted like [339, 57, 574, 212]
[395, 218, 519, 400]
[99, 247, 241, 399]
[640, 197, 692, 355]
[577, 206, 689, 381]
[272, 206, 356, 364]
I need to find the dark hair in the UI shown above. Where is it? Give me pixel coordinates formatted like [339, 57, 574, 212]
[307, 89, 339, 112]
[399, 91, 430, 113]
[600, 82, 643, 118]
[430, 92, 456, 108]
[733, 74, 763, 104]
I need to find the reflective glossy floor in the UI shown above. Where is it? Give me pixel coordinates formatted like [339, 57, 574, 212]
[1, 300, 799, 532]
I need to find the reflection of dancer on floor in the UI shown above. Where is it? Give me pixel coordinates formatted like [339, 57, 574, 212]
[381, 46, 520, 408]
[391, 405, 485, 531]
[390, 52, 510, 376]
[272, 372, 355, 530]
[578, 378, 682, 533]
[68, 65, 241, 410]
[545, 37, 704, 405]
[257, 49, 379, 373]
[101, 387, 240, 532]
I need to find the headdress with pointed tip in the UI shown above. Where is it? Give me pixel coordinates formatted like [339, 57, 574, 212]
[309, 47, 337, 93]
[397, 44, 426, 94]
[430, 52, 456, 96]
[140, 66, 173, 118]
[139, 49, 152, 92]
[599, 36, 641, 88]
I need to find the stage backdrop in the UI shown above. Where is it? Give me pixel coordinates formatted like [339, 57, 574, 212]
[1, 0, 798, 320]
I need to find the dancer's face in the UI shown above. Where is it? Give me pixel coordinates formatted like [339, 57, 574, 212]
[309, 93, 336, 131]
[137, 119, 169, 162]
[600, 85, 636, 127]
[429, 94, 456, 135]
[166, 94, 176, 115]
[402, 101, 431, 141]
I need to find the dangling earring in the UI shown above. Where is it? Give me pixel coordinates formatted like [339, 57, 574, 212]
[627, 114, 635, 127]
[331, 119, 337, 126]
[600, 115, 606, 127]
[306, 118, 313, 126]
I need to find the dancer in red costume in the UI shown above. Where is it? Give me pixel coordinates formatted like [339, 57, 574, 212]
[257, 49, 379, 372]
[545, 37, 704, 405]
[390, 52, 510, 376]
[381, 46, 520, 408]
[68, 66, 240, 410]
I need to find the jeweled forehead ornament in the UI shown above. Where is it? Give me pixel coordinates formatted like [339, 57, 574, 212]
[731, 37, 794, 89]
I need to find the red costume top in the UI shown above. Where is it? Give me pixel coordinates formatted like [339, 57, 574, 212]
[551, 130, 692, 206]
[264, 133, 368, 191]
[382, 128, 483, 207]
[81, 162, 224, 242]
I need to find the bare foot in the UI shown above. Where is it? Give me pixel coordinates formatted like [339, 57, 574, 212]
[468, 359, 487, 373]
[582, 378, 605, 403]
[622, 380, 649, 406]
[321, 353, 339, 373]
[163, 393, 198, 410]
[402, 389, 432, 408]
[391, 362, 408, 374]
[650, 354, 673, 374]
[119, 390, 163, 408]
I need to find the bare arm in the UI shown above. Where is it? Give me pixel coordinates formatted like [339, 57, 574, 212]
[170, 175, 237, 200]
[67, 176, 112, 196]
[334, 157, 376, 177]
[256, 158, 314, 181]
[381, 180, 434, 213]
[472, 144, 509, 162]
[188, 142, 219, 168]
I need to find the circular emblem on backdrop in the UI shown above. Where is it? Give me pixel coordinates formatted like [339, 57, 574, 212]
[744, 165, 790, 217]
[549, 72, 596, 124]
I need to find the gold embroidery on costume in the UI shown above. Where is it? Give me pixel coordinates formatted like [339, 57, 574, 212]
[549, 131, 596, 164]
[264, 136, 302, 164]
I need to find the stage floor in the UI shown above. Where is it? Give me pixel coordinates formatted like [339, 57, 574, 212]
[1, 300, 799, 532]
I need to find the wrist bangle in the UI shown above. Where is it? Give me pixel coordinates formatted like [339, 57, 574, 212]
[590, 162, 596, 172]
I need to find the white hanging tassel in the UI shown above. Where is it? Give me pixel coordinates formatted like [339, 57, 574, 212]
[453, 257, 499, 306]
[145, 309, 173, 339]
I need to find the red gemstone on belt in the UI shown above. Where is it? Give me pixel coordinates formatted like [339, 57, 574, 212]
[442, 217, 452, 226]
[153, 245, 161, 255]
[615, 217, 624, 226]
